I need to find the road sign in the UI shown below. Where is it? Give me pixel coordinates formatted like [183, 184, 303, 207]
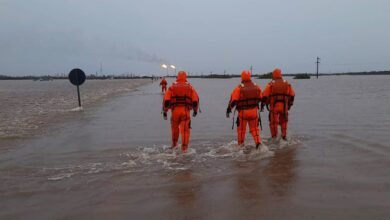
[68, 68, 86, 107]
[69, 68, 86, 86]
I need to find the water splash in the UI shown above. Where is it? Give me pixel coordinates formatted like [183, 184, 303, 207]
[47, 173, 74, 181]
[70, 107, 83, 112]
[265, 136, 302, 150]
[43, 136, 303, 181]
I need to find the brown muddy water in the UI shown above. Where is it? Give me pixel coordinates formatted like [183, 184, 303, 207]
[0, 76, 390, 219]
[0, 79, 148, 148]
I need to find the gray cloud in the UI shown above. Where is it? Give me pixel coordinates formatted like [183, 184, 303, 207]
[1, 0, 389, 75]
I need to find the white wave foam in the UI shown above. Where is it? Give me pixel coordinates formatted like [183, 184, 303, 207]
[47, 173, 74, 181]
[121, 160, 137, 167]
[204, 140, 238, 158]
[44, 137, 302, 181]
[264, 136, 301, 150]
[204, 140, 274, 161]
[70, 107, 83, 112]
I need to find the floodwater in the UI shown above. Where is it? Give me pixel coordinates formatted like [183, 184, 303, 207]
[0, 79, 148, 146]
[1, 76, 390, 219]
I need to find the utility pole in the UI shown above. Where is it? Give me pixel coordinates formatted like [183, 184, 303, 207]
[316, 57, 320, 78]
[250, 65, 253, 74]
[100, 62, 103, 76]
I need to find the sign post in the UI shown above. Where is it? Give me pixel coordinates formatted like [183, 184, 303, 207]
[68, 68, 86, 107]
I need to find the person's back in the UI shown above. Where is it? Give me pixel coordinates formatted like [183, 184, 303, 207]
[162, 71, 199, 153]
[227, 70, 264, 149]
[262, 68, 295, 140]
[160, 78, 168, 93]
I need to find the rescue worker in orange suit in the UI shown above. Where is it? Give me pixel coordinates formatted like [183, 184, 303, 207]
[160, 77, 168, 93]
[262, 68, 295, 140]
[226, 70, 263, 149]
[163, 71, 199, 153]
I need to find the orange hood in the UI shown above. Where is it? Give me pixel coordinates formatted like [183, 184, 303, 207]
[272, 68, 282, 79]
[241, 70, 251, 82]
[176, 71, 187, 82]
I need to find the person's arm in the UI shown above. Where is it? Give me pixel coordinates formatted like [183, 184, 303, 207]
[162, 88, 171, 119]
[257, 86, 263, 110]
[262, 83, 271, 103]
[258, 86, 263, 101]
[288, 84, 295, 109]
[226, 86, 240, 117]
[191, 87, 199, 115]
[261, 83, 271, 111]
[289, 84, 295, 97]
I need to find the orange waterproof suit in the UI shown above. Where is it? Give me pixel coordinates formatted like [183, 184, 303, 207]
[262, 68, 295, 139]
[163, 71, 199, 152]
[160, 78, 168, 93]
[227, 71, 262, 146]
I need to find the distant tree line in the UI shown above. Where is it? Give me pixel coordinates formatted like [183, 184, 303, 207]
[257, 70, 390, 79]
[1, 70, 389, 80]
[0, 74, 155, 80]
[316, 71, 390, 76]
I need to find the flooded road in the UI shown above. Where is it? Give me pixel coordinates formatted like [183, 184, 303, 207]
[0, 79, 149, 142]
[1, 76, 390, 219]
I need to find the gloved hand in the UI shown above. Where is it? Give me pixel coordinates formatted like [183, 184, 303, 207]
[226, 108, 231, 118]
[193, 111, 197, 117]
[163, 112, 167, 120]
[260, 103, 265, 112]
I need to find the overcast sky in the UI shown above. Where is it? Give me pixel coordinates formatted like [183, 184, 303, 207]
[1, 0, 389, 75]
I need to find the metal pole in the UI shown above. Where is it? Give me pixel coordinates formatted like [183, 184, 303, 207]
[316, 57, 320, 79]
[77, 85, 81, 107]
[75, 71, 81, 107]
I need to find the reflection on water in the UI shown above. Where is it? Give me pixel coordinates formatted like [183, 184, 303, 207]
[263, 147, 298, 197]
[171, 169, 198, 207]
[233, 146, 297, 204]
[234, 161, 263, 201]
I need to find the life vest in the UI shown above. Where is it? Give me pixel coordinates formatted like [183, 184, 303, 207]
[269, 79, 290, 106]
[236, 81, 261, 110]
[169, 82, 193, 108]
[160, 79, 167, 86]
